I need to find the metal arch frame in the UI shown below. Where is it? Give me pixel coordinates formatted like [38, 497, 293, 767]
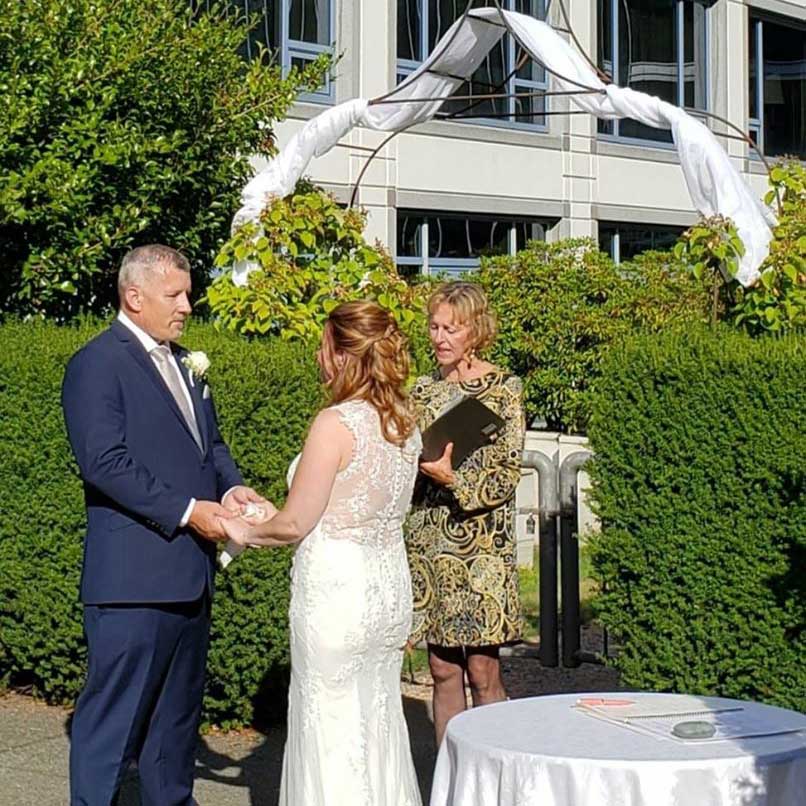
[348, 0, 777, 214]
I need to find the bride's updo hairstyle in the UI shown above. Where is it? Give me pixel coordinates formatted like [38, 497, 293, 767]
[324, 301, 416, 446]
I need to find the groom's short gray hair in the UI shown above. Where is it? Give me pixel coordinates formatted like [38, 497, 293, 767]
[118, 244, 190, 297]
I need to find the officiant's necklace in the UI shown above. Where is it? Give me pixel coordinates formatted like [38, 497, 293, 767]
[442, 354, 495, 384]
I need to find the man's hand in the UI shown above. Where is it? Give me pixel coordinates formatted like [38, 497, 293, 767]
[419, 442, 456, 487]
[222, 485, 269, 513]
[187, 500, 236, 543]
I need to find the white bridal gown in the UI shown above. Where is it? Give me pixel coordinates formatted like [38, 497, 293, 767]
[279, 400, 423, 806]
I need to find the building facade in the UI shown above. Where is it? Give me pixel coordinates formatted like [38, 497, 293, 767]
[246, 0, 805, 274]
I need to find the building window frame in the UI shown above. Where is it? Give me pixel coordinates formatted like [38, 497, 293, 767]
[598, 0, 710, 148]
[748, 13, 806, 158]
[599, 221, 683, 263]
[193, 0, 336, 103]
[281, 0, 336, 104]
[748, 16, 763, 150]
[396, 0, 550, 131]
[397, 210, 548, 277]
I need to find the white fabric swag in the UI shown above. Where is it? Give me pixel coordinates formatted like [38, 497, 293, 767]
[233, 8, 775, 288]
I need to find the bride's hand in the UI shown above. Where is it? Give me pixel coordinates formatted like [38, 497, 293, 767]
[220, 516, 254, 546]
[240, 499, 278, 524]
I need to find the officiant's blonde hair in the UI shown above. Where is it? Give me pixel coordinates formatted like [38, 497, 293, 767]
[427, 281, 497, 355]
[324, 301, 416, 447]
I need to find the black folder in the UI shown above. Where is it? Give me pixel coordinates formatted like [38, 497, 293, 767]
[420, 395, 506, 469]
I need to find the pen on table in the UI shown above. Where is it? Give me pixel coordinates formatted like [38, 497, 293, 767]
[575, 698, 636, 707]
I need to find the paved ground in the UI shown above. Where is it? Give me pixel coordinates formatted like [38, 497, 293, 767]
[0, 637, 621, 806]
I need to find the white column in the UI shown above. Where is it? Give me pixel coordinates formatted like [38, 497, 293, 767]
[560, 0, 597, 239]
[710, 0, 749, 165]
[352, 0, 397, 250]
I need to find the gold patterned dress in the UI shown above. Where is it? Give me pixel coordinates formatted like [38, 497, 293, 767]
[406, 369, 525, 647]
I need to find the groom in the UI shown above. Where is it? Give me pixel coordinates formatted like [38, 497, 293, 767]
[62, 244, 264, 805]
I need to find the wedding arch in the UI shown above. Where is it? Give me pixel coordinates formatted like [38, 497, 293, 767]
[231, 0, 777, 288]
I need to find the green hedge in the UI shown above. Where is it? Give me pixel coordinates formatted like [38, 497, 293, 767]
[0, 319, 322, 727]
[587, 326, 806, 710]
[474, 240, 712, 432]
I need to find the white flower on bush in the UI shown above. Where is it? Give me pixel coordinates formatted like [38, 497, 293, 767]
[182, 351, 210, 385]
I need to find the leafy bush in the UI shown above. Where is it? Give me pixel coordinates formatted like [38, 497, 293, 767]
[473, 240, 712, 432]
[675, 160, 806, 334]
[587, 326, 806, 710]
[0, 319, 323, 727]
[207, 185, 431, 352]
[0, 0, 329, 319]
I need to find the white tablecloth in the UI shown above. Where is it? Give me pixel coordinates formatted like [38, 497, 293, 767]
[430, 693, 806, 806]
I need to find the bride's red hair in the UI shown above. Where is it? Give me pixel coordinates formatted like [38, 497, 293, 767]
[323, 301, 416, 446]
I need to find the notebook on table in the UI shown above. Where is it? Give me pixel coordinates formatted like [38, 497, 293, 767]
[420, 395, 505, 469]
[574, 695, 806, 743]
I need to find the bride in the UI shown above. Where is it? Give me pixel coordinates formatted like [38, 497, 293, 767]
[222, 301, 423, 806]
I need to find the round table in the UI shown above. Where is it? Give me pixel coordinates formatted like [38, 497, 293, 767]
[430, 693, 806, 806]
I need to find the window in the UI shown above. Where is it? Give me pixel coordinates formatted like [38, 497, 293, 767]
[599, 222, 682, 262]
[749, 16, 806, 159]
[597, 0, 709, 144]
[397, 0, 548, 127]
[193, 0, 334, 101]
[397, 210, 548, 276]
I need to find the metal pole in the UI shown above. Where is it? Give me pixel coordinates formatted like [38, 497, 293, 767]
[522, 450, 559, 668]
[559, 450, 592, 667]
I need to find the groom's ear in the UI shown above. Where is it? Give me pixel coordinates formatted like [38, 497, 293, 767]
[124, 284, 144, 313]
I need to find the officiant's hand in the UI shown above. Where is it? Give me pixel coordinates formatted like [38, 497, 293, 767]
[419, 442, 456, 486]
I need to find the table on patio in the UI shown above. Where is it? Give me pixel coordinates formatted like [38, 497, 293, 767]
[430, 692, 806, 806]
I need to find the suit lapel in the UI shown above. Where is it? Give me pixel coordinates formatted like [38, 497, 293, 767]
[111, 321, 205, 453]
[172, 344, 209, 455]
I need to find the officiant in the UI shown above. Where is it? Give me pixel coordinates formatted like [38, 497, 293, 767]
[406, 281, 525, 746]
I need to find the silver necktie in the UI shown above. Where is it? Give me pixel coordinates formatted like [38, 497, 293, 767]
[151, 345, 203, 450]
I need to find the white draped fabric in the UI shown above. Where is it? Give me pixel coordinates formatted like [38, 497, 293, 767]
[233, 8, 774, 287]
[430, 694, 806, 806]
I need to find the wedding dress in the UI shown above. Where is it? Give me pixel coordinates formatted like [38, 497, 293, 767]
[279, 399, 423, 806]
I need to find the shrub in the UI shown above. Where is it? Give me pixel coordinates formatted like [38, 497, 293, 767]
[674, 160, 806, 334]
[473, 240, 712, 432]
[206, 184, 431, 351]
[0, 319, 323, 726]
[587, 326, 806, 710]
[0, 0, 329, 319]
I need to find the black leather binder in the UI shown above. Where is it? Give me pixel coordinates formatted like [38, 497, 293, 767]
[420, 395, 506, 469]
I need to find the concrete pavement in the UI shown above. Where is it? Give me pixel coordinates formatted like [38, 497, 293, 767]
[0, 693, 436, 806]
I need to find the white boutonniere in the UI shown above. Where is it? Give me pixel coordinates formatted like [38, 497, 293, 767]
[181, 351, 210, 386]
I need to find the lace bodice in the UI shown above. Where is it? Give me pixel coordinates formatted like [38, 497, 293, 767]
[290, 400, 422, 546]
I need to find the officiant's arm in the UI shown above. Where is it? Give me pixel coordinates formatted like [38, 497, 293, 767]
[62, 352, 191, 538]
[446, 377, 525, 513]
[237, 408, 351, 546]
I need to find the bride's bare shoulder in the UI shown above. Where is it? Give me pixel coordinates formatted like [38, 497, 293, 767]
[304, 406, 356, 472]
[306, 406, 356, 447]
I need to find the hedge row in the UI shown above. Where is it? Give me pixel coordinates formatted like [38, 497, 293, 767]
[587, 326, 806, 711]
[474, 240, 712, 432]
[0, 319, 323, 727]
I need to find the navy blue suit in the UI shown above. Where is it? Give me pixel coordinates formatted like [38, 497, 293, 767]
[62, 319, 243, 805]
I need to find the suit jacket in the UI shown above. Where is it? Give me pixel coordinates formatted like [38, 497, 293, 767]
[62, 319, 243, 604]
